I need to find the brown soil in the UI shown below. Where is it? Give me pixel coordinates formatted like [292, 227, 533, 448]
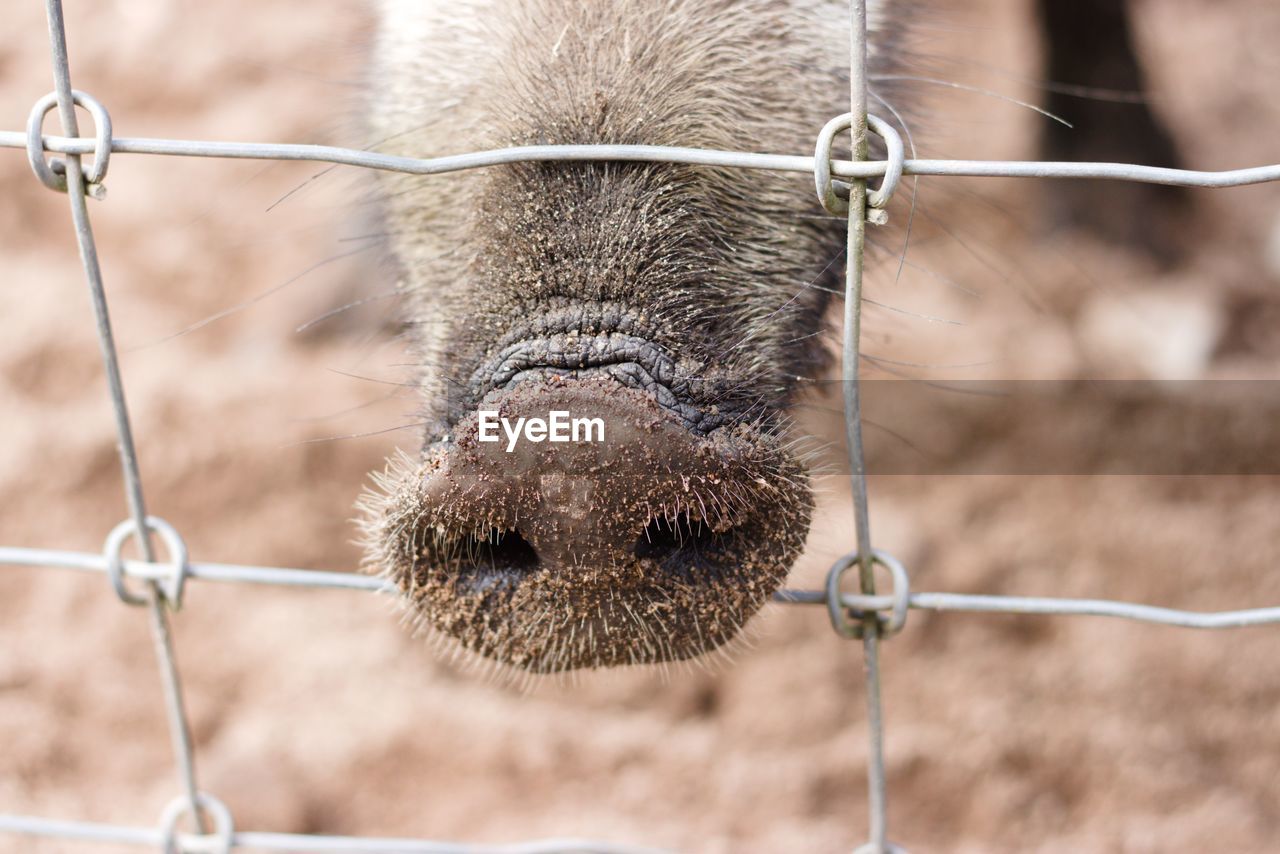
[2, 1, 1279, 852]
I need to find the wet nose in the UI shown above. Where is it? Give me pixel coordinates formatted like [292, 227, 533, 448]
[422, 375, 728, 584]
[368, 373, 813, 670]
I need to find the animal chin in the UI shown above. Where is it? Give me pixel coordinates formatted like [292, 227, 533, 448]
[362, 375, 812, 673]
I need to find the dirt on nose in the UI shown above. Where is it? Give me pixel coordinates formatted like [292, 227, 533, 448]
[361, 375, 812, 672]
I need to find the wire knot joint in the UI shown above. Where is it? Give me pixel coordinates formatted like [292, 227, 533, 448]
[825, 548, 910, 639]
[159, 792, 234, 854]
[103, 516, 191, 609]
[26, 89, 112, 199]
[814, 112, 904, 224]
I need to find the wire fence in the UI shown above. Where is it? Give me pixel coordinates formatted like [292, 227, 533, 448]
[2, 0, 1280, 851]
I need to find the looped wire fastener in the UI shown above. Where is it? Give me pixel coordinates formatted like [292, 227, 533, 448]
[814, 112, 904, 224]
[853, 842, 908, 854]
[826, 549, 910, 639]
[158, 792, 234, 854]
[103, 516, 191, 609]
[26, 89, 112, 198]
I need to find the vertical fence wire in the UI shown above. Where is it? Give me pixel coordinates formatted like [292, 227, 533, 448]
[842, 2, 892, 852]
[38, 0, 208, 836]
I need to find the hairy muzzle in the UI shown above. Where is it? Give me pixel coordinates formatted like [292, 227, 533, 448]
[363, 368, 811, 672]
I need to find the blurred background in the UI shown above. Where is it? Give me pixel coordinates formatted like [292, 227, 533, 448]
[1, 0, 1278, 851]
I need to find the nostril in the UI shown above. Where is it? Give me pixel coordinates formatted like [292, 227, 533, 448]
[460, 527, 540, 590]
[634, 512, 729, 581]
[369, 395, 815, 669]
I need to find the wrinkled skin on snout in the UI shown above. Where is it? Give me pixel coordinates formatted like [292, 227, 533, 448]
[361, 0, 901, 671]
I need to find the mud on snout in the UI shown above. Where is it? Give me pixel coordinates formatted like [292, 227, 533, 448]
[361, 367, 812, 673]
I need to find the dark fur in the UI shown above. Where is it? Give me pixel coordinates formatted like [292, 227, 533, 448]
[362, 0, 907, 671]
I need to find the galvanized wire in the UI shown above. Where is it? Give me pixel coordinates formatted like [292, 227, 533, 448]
[8, 544, 1280, 630]
[4, 130, 1279, 188]
[33, 0, 209, 837]
[0, 813, 669, 854]
[5, 0, 1280, 851]
[840, 2, 892, 852]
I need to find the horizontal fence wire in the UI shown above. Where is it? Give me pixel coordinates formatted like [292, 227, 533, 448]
[0, 814, 668, 854]
[7, 0, 1280, 849]
[4, 130, 1280, 188]
[4, 546, 1280, 630]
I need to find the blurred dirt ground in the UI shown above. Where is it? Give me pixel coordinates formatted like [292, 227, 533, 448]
[1, 1, 1279, 852]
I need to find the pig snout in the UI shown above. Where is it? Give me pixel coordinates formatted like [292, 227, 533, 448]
[363, 325, 812, 673]
[362, 0, 891, 673]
